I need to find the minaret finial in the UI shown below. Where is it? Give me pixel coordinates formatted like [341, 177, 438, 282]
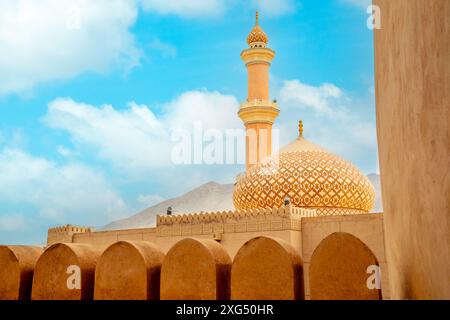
[256, 11, 259, 25]
[298, 120, 303, 137]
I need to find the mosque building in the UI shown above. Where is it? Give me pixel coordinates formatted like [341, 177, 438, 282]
[0, 12, 391, 301]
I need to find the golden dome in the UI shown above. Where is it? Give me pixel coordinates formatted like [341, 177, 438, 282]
[233, 121, 376, 215]
[246, 11, 268, 47]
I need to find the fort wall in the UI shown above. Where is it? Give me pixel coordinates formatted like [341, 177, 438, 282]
[23, 207, 390, 300]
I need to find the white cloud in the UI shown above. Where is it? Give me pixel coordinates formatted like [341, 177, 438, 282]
[0, 0, 141, 96]
[43, 83, 378, 175]
[0, 0, 302, 97]
[0, 148, 128, 225]
[43, 90, 241, 174]
[252, 0, 297, 17]
[44, 99, 170, 172]
[137, 194, 165, 207]
[279, 80, 347, 116]
[140, 0, 225, 18]
[274, 78, 378, 172]
[166, 90, 241, 132]
[312, 121, 378, 164]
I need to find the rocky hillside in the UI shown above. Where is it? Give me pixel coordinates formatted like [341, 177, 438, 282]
[103, 181, 234, 230]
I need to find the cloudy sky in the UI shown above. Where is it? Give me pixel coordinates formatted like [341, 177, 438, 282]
[0, 0, 376, 244]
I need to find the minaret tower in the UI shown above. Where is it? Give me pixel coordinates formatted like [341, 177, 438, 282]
[239, 12, 279, 169]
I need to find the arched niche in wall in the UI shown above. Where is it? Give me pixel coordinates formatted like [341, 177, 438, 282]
[231, 236, 304, 300]
[309, 232, 382, 300]
[160, 238, 231, 300]
[31, 243, 102, 300]
[94, 241, 164, 300]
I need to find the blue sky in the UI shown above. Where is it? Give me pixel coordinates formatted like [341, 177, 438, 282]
[0, 0, 375, 245]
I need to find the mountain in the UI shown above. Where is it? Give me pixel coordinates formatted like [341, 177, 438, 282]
[103, 181, 234, 230]
[103, 174, 383, 230]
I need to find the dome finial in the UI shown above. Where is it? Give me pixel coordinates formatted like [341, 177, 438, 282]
[246, 11, 268, 47]
[298, 120, 303, 137]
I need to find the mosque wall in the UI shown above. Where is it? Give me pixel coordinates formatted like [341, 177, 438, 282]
[300, 214, 389, 300]
[137, 206, 309, 258]
[3, 208, 388, 300]
[71, 227, 158, 251]
[374, 0, 450, 299]
[58, 206, 309, 256]
[50, 222, 300, 257]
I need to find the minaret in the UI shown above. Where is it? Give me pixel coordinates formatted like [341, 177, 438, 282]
[239, 12, 279, 169]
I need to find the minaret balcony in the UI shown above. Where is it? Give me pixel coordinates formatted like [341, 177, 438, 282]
[241, 47, 275, 66]
[238, 99, 280, 125]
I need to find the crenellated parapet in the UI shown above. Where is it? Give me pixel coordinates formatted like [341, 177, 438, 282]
[156, 206, 316, 237]
[157, 206, 316, 225]
[47, 224, 92, 246]
[48, 225, 92, 234]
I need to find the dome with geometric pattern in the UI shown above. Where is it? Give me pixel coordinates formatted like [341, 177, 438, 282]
[233, 121, 376, 215]
[246, 11, 268, 47]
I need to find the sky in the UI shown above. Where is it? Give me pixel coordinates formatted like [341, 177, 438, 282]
[0, 0, 376, 245]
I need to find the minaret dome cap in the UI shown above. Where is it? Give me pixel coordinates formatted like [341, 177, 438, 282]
[246, 11, 268, 48]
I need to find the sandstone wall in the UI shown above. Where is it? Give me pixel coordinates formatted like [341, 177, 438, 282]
[0, 245, 43, 300]
[374, 0, 450, 299]
[231, 236, 303, 300]
[160, 238, 232, 300]
[309, 232, 381, 300]
[94, 241, 164, 300]
[8, 208, 388, 300]
[47, 225, 91, 246]
[300, 214, 389, 299]
[32, 243, 102, 300]
[1, 218, 387, 300]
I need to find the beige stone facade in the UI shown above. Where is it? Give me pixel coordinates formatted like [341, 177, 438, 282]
[374, 0, 450, 299]
[0, 245, 43, 300]
[94, 241, 164, 300]
[231, 236, 304, 300]
[40, 206, 389, 300]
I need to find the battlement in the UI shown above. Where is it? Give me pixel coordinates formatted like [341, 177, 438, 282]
[48, 224, 92, 234]
[157, 205, 316, 225]
[156, 206, 316, 238]
[47, 224, 92, 246]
